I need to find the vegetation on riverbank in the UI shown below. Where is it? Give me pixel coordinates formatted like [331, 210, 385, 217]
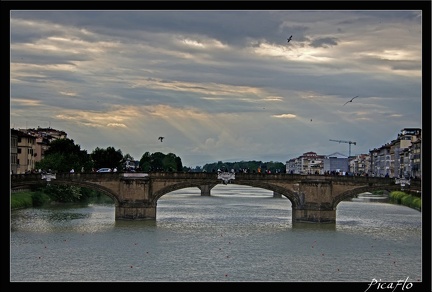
[388, 191, 421, 211]
[11, 190, 54, 209]
[11, 184, 115, 210]
[11, 189, 422, 212]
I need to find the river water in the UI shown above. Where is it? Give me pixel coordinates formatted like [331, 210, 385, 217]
[10, 185, 423, 285]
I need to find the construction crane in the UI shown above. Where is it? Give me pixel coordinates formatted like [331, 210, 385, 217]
[329, 139, 357, 157]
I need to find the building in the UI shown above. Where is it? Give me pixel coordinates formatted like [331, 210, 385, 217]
[11, 127, 68, 174]
[17, 127, 68, 165]
[369, 128, 421, 178]
[410, 138, 421, 179]
[10, 129, 19, 174]
[323, 152, 349, 174]
[286, 151, 325, 174]
[14, 130, 37, 174]
[349, 154, 370, 176]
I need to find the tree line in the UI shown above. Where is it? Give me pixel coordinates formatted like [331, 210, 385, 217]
[35, 137, 286, 174]
[35, 138, 184, 173]
[201, 160, 286, 174]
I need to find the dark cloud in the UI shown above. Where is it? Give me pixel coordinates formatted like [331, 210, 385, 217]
[309, 37, 339, 48]
[9, 10, 423, 166]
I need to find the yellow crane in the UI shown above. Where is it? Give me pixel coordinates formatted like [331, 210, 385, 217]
[329, 139, 357, 157]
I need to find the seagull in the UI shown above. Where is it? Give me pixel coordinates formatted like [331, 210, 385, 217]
[287, 35, 292, 43]
[158, 136, 164, 142]
[343, 96, 359, 106]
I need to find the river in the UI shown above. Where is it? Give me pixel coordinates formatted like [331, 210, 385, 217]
[10, 185, 423, 286]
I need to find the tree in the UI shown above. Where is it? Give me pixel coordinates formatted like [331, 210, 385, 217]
[91, 146, 123, 170]
[36, 138, 92, 173]
[138, 151, 183, 172]
[139, 152, 152, 172]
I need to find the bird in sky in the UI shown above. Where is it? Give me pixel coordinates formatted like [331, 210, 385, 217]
[287, 35, 292, 43]
[158, 136, 164, 142]
[343, 96, 359, 106]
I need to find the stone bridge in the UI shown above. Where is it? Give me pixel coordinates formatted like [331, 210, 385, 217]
[10, 172, 421, 223]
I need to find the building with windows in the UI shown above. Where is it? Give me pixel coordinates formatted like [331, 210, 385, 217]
[349, 154, 370, 175]
[369, 128, 421, 178]
[14, 130, 37, 174]
[323, 152, 349, 174]
[10, 129, 19, 174]
[11, 127, 68, 174]
[410, 138, 421, 179]
[285, 151, 325, 174]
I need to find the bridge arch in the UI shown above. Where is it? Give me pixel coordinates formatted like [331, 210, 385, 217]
[232, 181, 300, 206]
[152, 181, 300, 208]
[152, 181, 217, 202]
[331, 184, 406, 208]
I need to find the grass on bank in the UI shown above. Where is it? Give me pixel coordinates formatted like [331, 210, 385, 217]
[11, 190, 51, 210]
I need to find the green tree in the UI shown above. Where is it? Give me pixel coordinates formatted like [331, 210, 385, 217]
[139, 152, 152, 172]
[43, 184, 83, 202]
[35, 138, 92, 173]
[91, 146, 123, 170]
[151, 152, 165, 171]
[138, 151, 183, 172]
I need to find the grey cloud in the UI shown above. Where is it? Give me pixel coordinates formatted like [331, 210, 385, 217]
[309, 37, 339, 48]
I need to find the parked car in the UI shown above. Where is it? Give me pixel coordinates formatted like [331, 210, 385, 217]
[97, 168, 112, 173]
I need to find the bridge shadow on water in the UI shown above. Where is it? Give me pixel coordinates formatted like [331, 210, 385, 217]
[292, 222, 336, 231]
[114, 219, 157, 229]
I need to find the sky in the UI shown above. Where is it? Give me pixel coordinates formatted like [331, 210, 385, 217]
[9, 8, 424, 168]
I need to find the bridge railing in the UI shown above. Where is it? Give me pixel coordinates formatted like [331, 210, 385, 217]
[10, 172, 421, 190]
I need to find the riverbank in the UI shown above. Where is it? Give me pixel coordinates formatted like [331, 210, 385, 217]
[11, 190, 421, 211]
[388, 190, 422, 211]
[11, 190, 50, 210]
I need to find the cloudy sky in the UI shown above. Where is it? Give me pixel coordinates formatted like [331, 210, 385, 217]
[10, 9, 423, 168]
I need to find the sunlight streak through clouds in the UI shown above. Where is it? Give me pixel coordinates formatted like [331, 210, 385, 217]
[9, 9, 423, 166]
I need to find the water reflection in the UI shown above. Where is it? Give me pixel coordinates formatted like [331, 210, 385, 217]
[352, 192, 389, 203]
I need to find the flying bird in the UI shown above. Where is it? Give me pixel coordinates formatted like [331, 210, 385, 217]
[158, 136, 164, 142]
[343, 96, 359, 106]
[287, 35, 292, 43]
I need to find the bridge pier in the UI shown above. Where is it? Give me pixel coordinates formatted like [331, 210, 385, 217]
[116, 202, 156, 220]
[198, 184, 216, 196]
[292, 207, 336, 223]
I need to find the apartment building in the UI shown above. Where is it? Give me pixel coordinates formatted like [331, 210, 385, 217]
[17, 127, 67, 164]
[10, 129, 19, 174]
[369, 128, 421, 178]
[410, 138, 421, 179]
[14, 130, 37, 174]
[285, 151, 325, 174]
[349, 154, 370, 175]
[11, 127, 68, 174]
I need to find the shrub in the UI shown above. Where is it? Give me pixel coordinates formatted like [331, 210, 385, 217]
[389, 191, 421, 211]
[31, 191, 51, 207]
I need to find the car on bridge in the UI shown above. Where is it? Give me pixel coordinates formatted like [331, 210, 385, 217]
[97, 168, 112, 173]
